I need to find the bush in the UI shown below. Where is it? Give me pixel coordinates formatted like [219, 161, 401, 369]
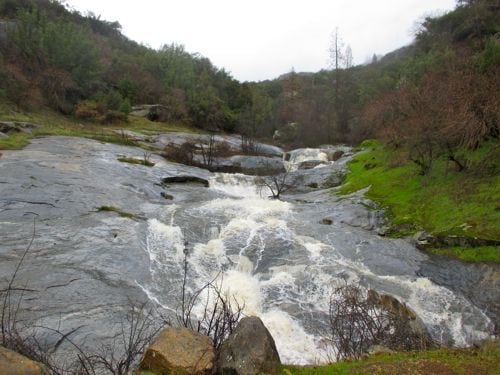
[327, 284, 434, 360]
[75, 100, 100, 119]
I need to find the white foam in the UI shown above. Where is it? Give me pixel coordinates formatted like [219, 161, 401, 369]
[191, 270, 262, 318]
[377, 275, 493, 346]
[209, 173, 260, 198]
[146, 219, 184, 262]
[236, 255, 254, 274]
[261, 309, 325, 365]
[285, 148, 330, 171]
[199, 197, 291, 219]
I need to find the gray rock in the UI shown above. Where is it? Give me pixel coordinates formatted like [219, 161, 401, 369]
[298, 160, 326, 170]
[216, 155, 285, 176]
[329, 150, 344, 161]
[140, 327, 214, 374]
[130, 104, 169, 121]
[218, 317, 281, 375]
[0, 121, 40, 134]
[153, 132, 283, 157]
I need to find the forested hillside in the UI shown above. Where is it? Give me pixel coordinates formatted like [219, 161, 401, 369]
[253, 0, 499, 153]
[0, 0, 498, 157]
[0, 0, 251, 131]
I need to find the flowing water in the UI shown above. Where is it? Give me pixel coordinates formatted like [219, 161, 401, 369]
[138, 149, 495, 365]
[0, 138, 496, 365]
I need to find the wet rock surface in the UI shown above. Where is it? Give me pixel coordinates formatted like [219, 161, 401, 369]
[218, 316, 281, 375]
[0, 136, 497, 364]
[0, 137, 213, 350]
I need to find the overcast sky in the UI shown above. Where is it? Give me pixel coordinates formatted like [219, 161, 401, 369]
[64, 0, 456, 82]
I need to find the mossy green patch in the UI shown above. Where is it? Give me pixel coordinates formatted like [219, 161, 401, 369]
[96, 205, 138, 220]
[338, 140, 500, 262]
[428, 246, 499, 263]
[0, 105, 202, 150]
[0, 131, 32, 149]
[117, 156, 155, 167]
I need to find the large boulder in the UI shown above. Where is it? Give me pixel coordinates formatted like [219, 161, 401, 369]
[140, 327, 215, 374]
[217, 316, 281, 375]
[0, 346, 48, 375]
[130, 104, 169, 121]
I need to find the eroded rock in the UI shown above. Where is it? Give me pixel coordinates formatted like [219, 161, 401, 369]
[217, 316, 281, 375]
[162, 176, 210, 187]
[140, 327, 214, 374]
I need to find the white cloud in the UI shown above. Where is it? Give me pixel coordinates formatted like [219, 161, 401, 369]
[65, 0, 456, 81]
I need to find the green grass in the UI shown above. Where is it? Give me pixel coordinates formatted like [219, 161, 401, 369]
[283, 341, 500, 374]
[137, 342, 500, 375]
[338, 140, 500, 262]
[0, 104, 201, 150]
[96, 205, 139, 220]
[428, 246, 499, 263]
[117, 156, 155, 167]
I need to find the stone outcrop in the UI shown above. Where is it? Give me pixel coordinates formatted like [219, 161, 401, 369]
[0, 121, 40, 135]
[162, 176, 210, 187]
[217, 316, 281, 375]
[130, 104, 169, 121]
[0, 346, 48, 375]
[298, 160, 326, 170]
[215, 155, 285, 176]
[413, 231, 500, 250]
[140, 327, 215, 375]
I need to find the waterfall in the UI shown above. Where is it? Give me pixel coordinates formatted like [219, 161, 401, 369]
[142, 171, 494, 364]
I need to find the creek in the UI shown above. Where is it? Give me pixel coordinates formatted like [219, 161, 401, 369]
[0, 136, 497, 364]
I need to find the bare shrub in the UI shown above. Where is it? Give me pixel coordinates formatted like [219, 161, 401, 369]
[327, 283, 434, 361]
[1, 216, 166, 374]
[90, 302, 165, 375]
[162, 141, 196, 165]
[240, 134, 261, 155]
[178, 244, 244, 355]
[255, 162, 294, 199]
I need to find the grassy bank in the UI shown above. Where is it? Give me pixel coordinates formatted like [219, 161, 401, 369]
[0, 105, 200, 150]
[137, 342, 500, 374]
[338, 140, 499, 263]
[283, 341, 500, 374]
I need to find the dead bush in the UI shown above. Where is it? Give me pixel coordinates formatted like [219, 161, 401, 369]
[178, 243, 244, 356]
[327, 283, 434, 361]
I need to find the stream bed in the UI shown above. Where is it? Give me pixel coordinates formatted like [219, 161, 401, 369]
[0, 136, 497, 364]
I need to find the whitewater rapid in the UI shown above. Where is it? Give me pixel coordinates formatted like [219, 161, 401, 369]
[139, 150, 494, 364]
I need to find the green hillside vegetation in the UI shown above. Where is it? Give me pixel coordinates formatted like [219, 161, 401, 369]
[0, 103, 199, 150]
[0, 0, 252, 133]
[339, 140, 499, 263]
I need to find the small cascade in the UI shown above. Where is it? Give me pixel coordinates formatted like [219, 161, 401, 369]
[140, 170, 494, 365]
[285, 148, 330, 172]
[209, 173, 261, 198]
